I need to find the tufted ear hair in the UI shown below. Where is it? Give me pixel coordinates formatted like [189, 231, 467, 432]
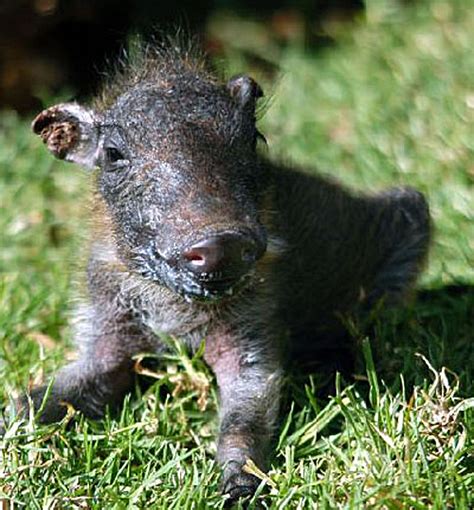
[32, 103, 101, 169]
[227, 75, 264, 110]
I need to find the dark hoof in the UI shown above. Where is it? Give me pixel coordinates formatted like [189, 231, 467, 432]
[223, 472, 259, 507]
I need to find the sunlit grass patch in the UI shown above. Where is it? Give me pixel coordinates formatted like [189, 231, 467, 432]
[1, 0, 473, 508]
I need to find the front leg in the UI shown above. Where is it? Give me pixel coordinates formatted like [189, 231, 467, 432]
[15, 302, 150, 425]
[21, 358, 133, 424]
[205, 331, 282, 503]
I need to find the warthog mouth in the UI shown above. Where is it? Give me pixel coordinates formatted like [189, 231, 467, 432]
[133, 247, 256, 304]
[179, 271, 254, 303]
[132, 228, 267, 303]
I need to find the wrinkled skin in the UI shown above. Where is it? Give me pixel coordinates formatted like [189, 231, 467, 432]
[97, 78, 268, 301]
[7, 45, 431, 505]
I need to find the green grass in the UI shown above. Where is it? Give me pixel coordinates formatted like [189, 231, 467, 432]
[1, 0, 473, 508]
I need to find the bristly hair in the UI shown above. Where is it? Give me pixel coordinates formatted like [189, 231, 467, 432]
[94, 32, 222, 111]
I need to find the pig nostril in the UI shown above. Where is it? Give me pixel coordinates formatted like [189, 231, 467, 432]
[180, 233, 260, 278]
[183, 249, 207, 266]
[187, 254, 206, 266]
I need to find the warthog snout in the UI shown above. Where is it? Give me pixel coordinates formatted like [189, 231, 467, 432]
[178, 231, 266, 293]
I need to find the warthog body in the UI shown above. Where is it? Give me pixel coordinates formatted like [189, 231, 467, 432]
[20, 42, 430, 502]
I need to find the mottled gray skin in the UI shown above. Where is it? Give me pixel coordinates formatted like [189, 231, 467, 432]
[18, 43, 430, 503]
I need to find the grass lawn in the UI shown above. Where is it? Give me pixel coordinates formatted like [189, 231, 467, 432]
[1, 0, 473, 508]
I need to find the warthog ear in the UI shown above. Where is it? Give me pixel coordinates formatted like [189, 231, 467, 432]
[227, 75, 264, 110]
[32, 103, 100, 169]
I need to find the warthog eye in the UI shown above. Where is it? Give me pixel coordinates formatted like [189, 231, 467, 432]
[105, 147, 124, 164]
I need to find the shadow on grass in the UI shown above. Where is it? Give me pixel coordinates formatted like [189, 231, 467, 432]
[285, 283, 473, 409]
[371, 284, 474, 395]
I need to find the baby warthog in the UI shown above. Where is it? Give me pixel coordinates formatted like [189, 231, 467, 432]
[21, 42, 430, 502]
